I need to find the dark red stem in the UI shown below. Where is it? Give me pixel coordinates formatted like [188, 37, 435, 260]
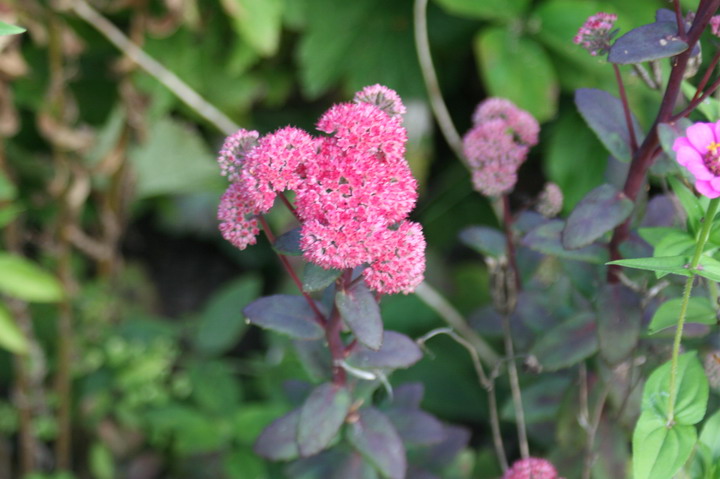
[673, 0, 686, 39]
[501, 195, 521, 292]
[280, 192, 302, 221]
[327, 271, 354, 385]
[613, 64, 638, 154]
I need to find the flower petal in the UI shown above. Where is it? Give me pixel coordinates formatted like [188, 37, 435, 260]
[695, 180, 720, 198]
[687, 123, 715, 152]
[675, 145, 702, 168]
[672, 136, 693, 152]
[686, 160, 714, 180]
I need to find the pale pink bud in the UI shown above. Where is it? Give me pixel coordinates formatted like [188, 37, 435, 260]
[503, 458, 564, 479]
[354, 84, 406, 118]
[574, 12, 618, 56]
[537, 182, 563, 217]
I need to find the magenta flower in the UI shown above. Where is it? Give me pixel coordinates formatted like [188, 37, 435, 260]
[217, 128, 259, 182]
[711, 15, 720, 37]
[217, 183, 260, 250]
[463, 99, 539, 197]
[503, 458, 563, 479]
[362, 221, 426, 295]
[354, 84, 407, 118]
[574, 12, 618, 56]
[672, 121, 720, 198]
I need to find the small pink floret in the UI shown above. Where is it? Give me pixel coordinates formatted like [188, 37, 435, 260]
[711, 16, 720, 37]
[673, 121, 720, 199]
[218, 183, 260, 250]
[354, 84, 407, 117]
[503, 458, 563, 479]
[217, 129, 259, 182]
[574, 12, 618, 56]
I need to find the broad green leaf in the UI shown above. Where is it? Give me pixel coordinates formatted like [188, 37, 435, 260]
[0, 21, 25, 36]
[89, 442, 115, 479]
[696, 255, 720, 282]
[668, 175, 708, 234]
[254, 409, 301, 461]
[0, 170, 16, 201]
[347, 408, 406, 479]
[643, 353, 708, 426]
[530, 312, 598, 371]
[243, 295, 324, 340]
[562, 184, 634, 249]
[474, 28, 558, 122]
[336, 281, 382, 350]
[595, 284, 642, 364]
[0, 253, 63, 302]
[651, 230, 695, 260]
[458, 226, 506, 258]
[0, 205, 23, 229]
[0, 302, 28, 355]
[649, 297, 717, 334]
[432, 0, 530, 21]
[346, 331, 422, 370]
[220, 0, 283, 57]
[632, 411, 696, 479]
[609, 22, 688, 64]
[302, 263, 341, 293]
[195, 276, 261, 355]
[700, 409, 720, 461]
[188, 360, 241, 413]
[273, 227, 303, 256]
[607, 255, 692, 277]
[298, 383, 351, 457]
[130, 118, 223, 198]
[575, 88, 643, 162]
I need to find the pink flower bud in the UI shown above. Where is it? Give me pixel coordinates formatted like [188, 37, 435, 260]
[574, 12, 618, 56]
[503, 458, 563, 479]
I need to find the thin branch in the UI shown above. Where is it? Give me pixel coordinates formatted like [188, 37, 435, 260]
[70, 0, 239, 136]
[673, 0, 686, 40]
[632, 64, 659, 90]
[413, 0, 468, 167]
[417, 328, 508, 472]
[501, 310, 529, 460]
[613, 64, 638, 154]
[414, 281, 499, 365]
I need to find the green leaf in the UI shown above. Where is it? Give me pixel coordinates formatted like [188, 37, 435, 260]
[700, 409, 720, 461]
[696, 255, 720, 282]
[243, 295, 324, 340]
[595, 284, 642, 364]
[562, 184, 634, 249]
[302, 263, 341, 293]
[682, 82, 720, 122]
[188, 360, 241, 414]
[0, 302, 28, 355]
[220, 0, 283, 57]
[254, 409, 301, 461]
[458, 226, 506, 258]
[668, 175, 708, 234]
[336, 281, 382, 350]
[432, 0, 530, 21]
[649, 297, 717, 334]
[0, 170, 16, 201]
[89, 442, 115, 479]
[632, 411, 696, 479]
[575, 88, 643, 162]
[643, 353, 708, 426]
[129, 118, 222, 198]
[195, 276, 261, 355]
[653, 231, 695, 259]
[0, 253, 63, 302]
[529, 312, 598, 371]
[0, 21, 25, 36]
[474, 28, 558, 122]
[298, 383, 352, 457]
[607, 255, 692, 277]
[347, 408, 406, 479]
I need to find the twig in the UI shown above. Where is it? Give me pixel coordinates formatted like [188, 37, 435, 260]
[70, 0, 239, 136]
[414, 281, 499, 365]
[613, 64, 638, 154]
[417, 327, 508, 472]
[413, 0, 468, 167]
[501, 311, 529, 460]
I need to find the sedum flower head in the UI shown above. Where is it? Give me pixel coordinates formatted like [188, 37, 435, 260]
[217, 183, 260, 250]
[362, 221, 426, 295]
[354, 83, 407, 118]
[503, 458, 563, 479]
[574, 12, 618, 56]
[463, 99, 539, 197]
[673, 121, 720, 198]
[218, 128, 259, 182]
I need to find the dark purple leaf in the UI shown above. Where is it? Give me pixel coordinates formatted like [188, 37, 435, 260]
[406, 468, 440, 479]
[336, 281, 383, 350]
[595, 284, 642, 364]
[286, 450, 379, 479]
[254, 409, 300, 461]
[303, 263, 342, 293]
[530, 312, 598, 371]
[244, 295, 324, 340]
[609, 21, 688, 64]
[347, 331, 422, 370]
[411, 425, 470, 469]
[390, 383, 425, 409]
[386, 408, 445, 446]
[641, 194, 681, 228]
[575, 88, 643, 162]
[501, 376, 570, 423]
[458, 226, 506, 258]
[562, 184, 634, 250]
[522, 220, 608, 263]
[273, 227, 303, 256]
[283, 380, 313, 406]
[294, 339, 332, 380]
[348, 408, 406, 479]
[298, 383, 352, 457]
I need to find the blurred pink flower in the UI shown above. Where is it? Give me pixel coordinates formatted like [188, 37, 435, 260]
[673, 121, 720, 198]
[217, 128, 259, 182]
[711, 15, 720, 37]
[574, 12, 618, 56]
[463, 99, 539, 197]
[503, 458, 563, 479]
[362, 221, 426, 294]
[354, 83, 407, 118]
[537, 182, 563, 217]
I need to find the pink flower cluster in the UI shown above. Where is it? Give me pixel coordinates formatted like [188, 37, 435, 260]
[503, 458, 563, 479]
[217, 85, 425, 294]
[673, 121, 720, 198]
[711, 15, 720, 37]
[462, 98, 539, 197]
[574, 12, 618, 56]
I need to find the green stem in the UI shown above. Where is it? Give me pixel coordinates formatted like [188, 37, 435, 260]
[667, 197, 720, 422]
